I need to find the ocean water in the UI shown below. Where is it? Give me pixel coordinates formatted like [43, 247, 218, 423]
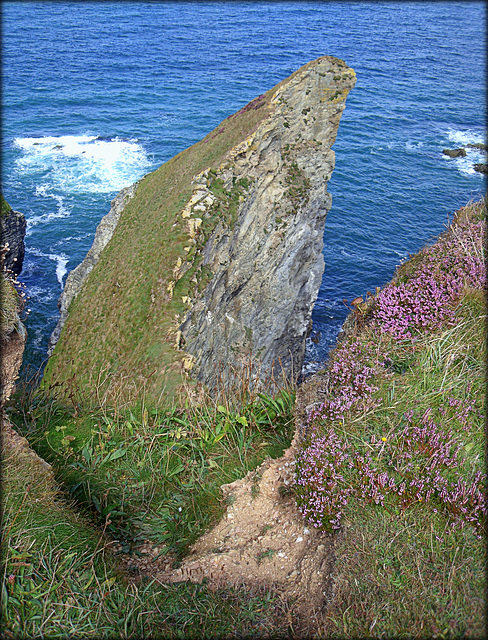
[1, 1, 486, 376]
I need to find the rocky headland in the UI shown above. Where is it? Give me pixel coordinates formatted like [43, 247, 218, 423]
[44, 56, 356, 404]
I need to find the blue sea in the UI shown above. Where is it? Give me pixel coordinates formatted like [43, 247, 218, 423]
[2, 1, 486, 376]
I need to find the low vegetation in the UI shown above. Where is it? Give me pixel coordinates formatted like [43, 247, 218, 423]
[294, 198, 486, 637]
[3, 369, 295, 637]
[2, 200, 485, 637]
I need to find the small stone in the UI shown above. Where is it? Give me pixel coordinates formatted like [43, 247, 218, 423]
[295, 536, 303, 543]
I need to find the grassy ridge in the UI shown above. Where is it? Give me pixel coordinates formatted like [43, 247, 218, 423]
[42, 88, 275, 407]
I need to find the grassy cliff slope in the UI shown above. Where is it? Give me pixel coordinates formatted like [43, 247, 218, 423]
[3, 200, 485, 637]
[294, 198, 486, 636]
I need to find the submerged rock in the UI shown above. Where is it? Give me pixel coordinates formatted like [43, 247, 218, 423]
[467, 142, 487, 151]
[442, 148, 467, 158]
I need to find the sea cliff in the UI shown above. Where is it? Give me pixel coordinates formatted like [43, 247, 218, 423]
[1, 195, 26, 277]
[44, 57, 356, 405]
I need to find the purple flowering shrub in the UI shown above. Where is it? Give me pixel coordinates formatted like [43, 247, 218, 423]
[294, 206, 486, 537]
[295, 409, 486, 536]
[306, 338, 390, 427]
[294, 428, 353, 530]
[371, 218, 486, 339]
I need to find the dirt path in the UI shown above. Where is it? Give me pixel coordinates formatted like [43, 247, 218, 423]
[121, 373, 337, 633]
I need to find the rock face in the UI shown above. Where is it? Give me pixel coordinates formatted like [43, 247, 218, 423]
[45, 57, 355, 403]
[47, 183, 138, 356]
[0, 195, 26, 277]
[180, 58, 356, 389]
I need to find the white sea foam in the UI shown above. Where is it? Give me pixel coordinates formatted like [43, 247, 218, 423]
[14, 134, 151, 194]
[441, 127, 487, 176]
[28, 247, 69, 287]
[405, 141, 424, 151]
[27, 286, 56, 303]
[25, 184, 72, 232]
[446, 127, 486, 148]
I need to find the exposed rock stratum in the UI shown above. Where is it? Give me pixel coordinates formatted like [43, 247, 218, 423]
[45, 57, 355, 403]
[1, 195, 26, 277]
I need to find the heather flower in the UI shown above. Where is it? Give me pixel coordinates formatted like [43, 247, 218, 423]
[371, 217, 486, 339]
[295, 428, 352, 531]
[294, 211, 486, 537]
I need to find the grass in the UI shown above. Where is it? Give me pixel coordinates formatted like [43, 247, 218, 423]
[2, 457, 291, 639]
[4, 176, 485, 634]
[10, 379, 295, 558]
[294, 198, 486, 637]
[3, 374, 295, 637]
[0, 272, 22, 335]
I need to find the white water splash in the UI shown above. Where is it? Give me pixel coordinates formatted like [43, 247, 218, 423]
[14, 134, 151, 194]
[442, 127, 487, 176]
[28, 247, 69, 287]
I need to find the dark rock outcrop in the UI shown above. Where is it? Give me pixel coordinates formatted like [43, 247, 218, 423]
[0, 195, 26, 276]
[443, 148, 466, 158]
[467, 142, 487, 151]
[473, 163, 488, 174]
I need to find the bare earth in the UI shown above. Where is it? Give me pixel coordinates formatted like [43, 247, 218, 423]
[119, 373, 336, 634]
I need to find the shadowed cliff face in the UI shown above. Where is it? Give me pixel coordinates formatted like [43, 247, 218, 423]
[44, 57, 355, 405]
[180, 57, 356, 389]
[1, 195, 26, 277]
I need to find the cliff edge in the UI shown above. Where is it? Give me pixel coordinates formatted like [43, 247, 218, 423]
[44, 57, 355, 405]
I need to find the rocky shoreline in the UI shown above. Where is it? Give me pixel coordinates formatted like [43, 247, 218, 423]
[443, 142, 487, 173]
